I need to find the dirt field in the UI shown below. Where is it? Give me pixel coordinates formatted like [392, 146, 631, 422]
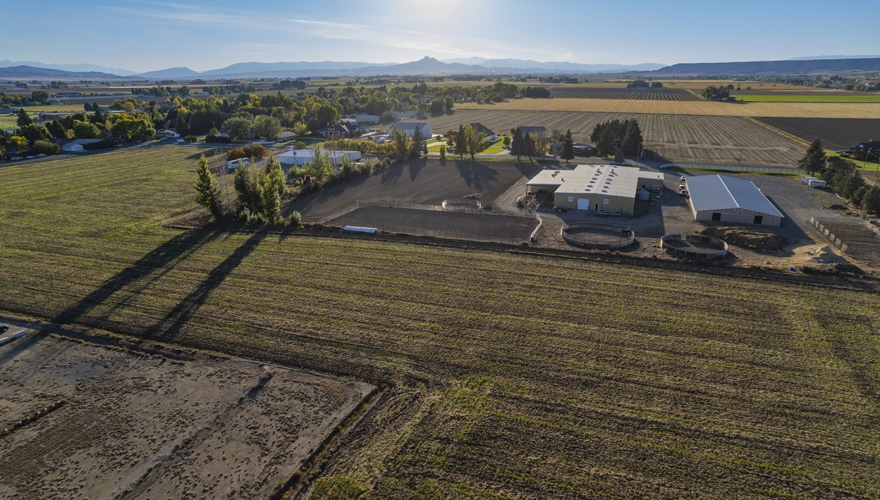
[287, 159, 541, 220]
[0, 327, 372, 500]
[455, 98, 880, 118]
[425, 110, 805, 167]
[754, 117, 880, 150]
[3, 148, 880, 499]
[328, 206, 538, 244]
[549, 87, 700, 101]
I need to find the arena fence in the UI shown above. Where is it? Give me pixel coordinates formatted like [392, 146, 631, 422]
[660, 234, 728, 259]
[561, 223, 636, 249]
[659, 163, 795, 173]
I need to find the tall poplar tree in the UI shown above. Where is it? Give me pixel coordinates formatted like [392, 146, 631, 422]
[798, 138, 826, 175]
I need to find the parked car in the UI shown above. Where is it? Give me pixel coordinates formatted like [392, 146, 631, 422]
[25, 155, 35, 159]
[553, 206, 567, 213]
[0, 324, 8, 333]
[11, 156, 22, 160]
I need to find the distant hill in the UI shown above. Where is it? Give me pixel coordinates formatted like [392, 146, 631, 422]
[135, 67, 201, 79]
[649, 58, 880, 76]
[198, 61, 395, 77]
[790, 55, 880, 60]
[0, 60, 136, 76]
[480, 59, 665, 73]
[0, 65, 124, 80]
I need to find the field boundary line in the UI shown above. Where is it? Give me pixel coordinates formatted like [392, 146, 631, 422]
[658, 163, 795, 173]
[742, 116, 811, 148]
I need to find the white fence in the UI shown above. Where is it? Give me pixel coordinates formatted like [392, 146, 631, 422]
[659, 163, 796, 173]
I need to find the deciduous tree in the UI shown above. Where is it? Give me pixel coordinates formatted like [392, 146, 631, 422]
[223, 116, 252, 140]
[254, 115, 282, 140]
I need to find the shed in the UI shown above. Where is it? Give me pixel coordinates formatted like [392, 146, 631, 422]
[687, 175, 783, 226]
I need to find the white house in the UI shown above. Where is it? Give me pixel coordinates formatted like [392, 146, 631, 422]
[388, 123, 432, 139]
[278, 149, 362, 167]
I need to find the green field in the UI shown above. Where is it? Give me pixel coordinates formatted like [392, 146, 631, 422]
[735, 94, 880, 103]
[826, 150, 880, 172]
[2, 147, 880, 499]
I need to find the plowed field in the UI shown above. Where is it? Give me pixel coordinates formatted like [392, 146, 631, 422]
[1, 148, 879, 499]
[754, 117, 880, 150]
[550, 87, 700, 101]
[455, 98, 880, 118]
[426, 110, 805, 167]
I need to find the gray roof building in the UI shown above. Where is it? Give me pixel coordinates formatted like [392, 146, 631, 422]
[687, 175, 783, 226]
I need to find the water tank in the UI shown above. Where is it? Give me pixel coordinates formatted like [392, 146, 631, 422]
[636, 188, 650, 201]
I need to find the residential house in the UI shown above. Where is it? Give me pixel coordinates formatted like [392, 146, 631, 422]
[388, 122, 432, 139]
[517, 126, 546, 138]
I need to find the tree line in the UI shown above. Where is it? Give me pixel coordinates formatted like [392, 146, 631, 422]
[590, 119, 644, 158]
[799, 139, 880, 213]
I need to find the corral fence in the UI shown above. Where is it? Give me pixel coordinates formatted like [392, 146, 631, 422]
[810, 217, 850, 253]
[659, 163, 795, 173]
[561, 223, 636, 250]
[660, 234, 728, 259]
[314, 200, 540, 224]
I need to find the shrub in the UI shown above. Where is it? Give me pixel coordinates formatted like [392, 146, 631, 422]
[503, 136, 511, 146]
[288, 210, 301, 227]
[205, 135, 231, 143]
[30, 140, 61, 156]
[184, 135, 197, 143]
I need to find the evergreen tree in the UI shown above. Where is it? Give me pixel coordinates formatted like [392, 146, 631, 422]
[410, 126, 423, 159]
[597, 127, 616, 157]
[841, 172, 864, 198]
[590, 123, 604, 143]
[91, 108, 105, 126]
[233, 160, 262, 213]
[560, 129, 575, 162]
[511, 128, 524, 160]
[798, 138, 826, 175]
[17, 108, 32, 127]
[261, 171, 281, 222]
[84, 102, 92, 112]
[862, 186, 880, 213]
[194, 155, 223, 219]
[622, 121, 642, 157]
[523, 131, 537, 161]
[92, 102, 100, 112]
[614, 148, 625, 164]
[454, 124, 467, 159]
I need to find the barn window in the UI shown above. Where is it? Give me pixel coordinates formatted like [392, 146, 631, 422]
[603, 199, 609, 205]
[568, 196, 573, 202]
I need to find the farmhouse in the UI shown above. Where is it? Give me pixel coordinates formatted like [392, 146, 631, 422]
[389, 122, 432, 138]
[686, 175, 783, 226]
[320, 123, 355, 138]
[469, 123, 496, 141]
[278, 149, 361, 167]
[849, 140, 880, 162]
[517, 126, 546, 138]
[526, 165, 664, 213]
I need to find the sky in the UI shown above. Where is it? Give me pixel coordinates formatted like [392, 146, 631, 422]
[1, 0, 876, 73]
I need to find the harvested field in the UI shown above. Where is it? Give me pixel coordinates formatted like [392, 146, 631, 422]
[329, 206, 537, 243]
[287, 159, 541, 220]
[0, 329, 372, 500]
[754, 117, 880, 150]
[2, 148, 880, 499]
[456, 97, 880, 118]
[549, 87, 700, 101]
[426, 110, 805, 167]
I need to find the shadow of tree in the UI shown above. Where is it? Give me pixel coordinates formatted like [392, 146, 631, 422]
[53, 228, 225, 327]
[143, 230, 265, 342]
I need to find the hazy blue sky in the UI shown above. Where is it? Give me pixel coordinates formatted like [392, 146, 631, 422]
[2, 0, 874, 72]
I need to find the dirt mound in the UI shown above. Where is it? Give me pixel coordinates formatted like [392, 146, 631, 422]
[699, 225, 786, 251]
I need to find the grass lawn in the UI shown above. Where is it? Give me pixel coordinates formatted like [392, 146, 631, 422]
[1, 147, 880, 498]
[19, 104, 90, 112]
[666, 166, 803, 178]
[826, 150, 880, 172]
[735, 95, 880, 103]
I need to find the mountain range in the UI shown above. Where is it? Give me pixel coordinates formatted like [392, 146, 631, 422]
[2, 56, 879, 81]
[0, 60, 137, 76]
[649, 58, 880, 76]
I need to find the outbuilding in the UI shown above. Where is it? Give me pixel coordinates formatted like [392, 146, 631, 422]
[388, 122, 432, 138]
[686, 174, 783, 226]
[526, 165, 664, 214]
[278, 149, 361, 167]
